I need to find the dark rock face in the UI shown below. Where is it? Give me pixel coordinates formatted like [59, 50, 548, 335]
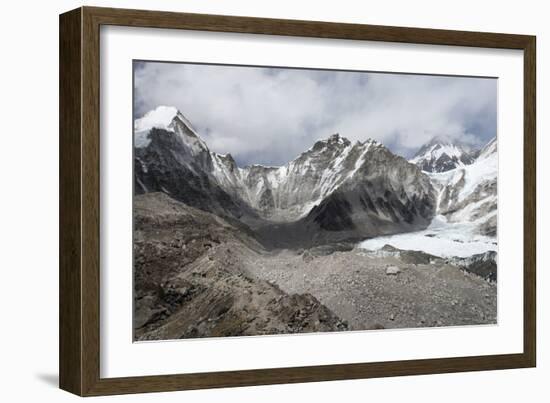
[448, 251, 497, 282]
[304, 144, 436, 241]
[135, 127, 256, 222]
[310, 193, 355, 231]
[415, 151, 475, 173]
[478, 215, 497, 237]
[257, 186, 275, 212]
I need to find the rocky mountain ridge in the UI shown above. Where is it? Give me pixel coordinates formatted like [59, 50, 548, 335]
[134, 106, 438, 247]
[427, 137, 497, 236]
[410, 135, 479, 173]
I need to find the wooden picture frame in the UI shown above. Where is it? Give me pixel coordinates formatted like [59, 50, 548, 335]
[59, 6, 536, 396]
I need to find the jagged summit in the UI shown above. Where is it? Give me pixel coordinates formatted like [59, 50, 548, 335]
[410, 135, 478, 173]
[134, 107, 436, 235]
[308, 133, 350, 154]
[134, 105, 179, 132]
[134, 105, 198, 134]
[311, 133, 378, 151]
[427, 136, 497, 236]
[325, 133, 350, 145]
[134, 106, 207, 152]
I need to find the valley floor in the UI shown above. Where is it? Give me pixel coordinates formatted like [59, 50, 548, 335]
[134, 193, 497, 341]
[247, 247, 496, 331]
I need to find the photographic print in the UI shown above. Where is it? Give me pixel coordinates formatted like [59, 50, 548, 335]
[132, 61, 497, 341]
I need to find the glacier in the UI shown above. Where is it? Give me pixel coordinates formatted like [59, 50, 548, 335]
[360, 136, 497, 257]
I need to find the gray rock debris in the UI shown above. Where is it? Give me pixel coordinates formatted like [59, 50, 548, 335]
[385, 266, 401, 275]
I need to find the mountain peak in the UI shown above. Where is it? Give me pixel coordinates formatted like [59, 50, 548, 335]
[311, 133, 351, 151]
[410, 135, 477, 173]
[328, 133, 345, 142]
[363, 138, 378, 146]
[134, 105, 179, 133]
[425, 135, 460, 147]
[134, 106, 208, 153]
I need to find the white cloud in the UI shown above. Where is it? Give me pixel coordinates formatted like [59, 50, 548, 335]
[134, 61, 496, 165]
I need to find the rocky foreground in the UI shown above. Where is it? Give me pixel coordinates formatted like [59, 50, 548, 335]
[248, 245, 496, 330]
[134, 192, 496, 341]
[134, 193, 347, 341]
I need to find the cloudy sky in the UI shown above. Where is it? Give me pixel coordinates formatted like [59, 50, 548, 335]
[134, 61, 496, 167]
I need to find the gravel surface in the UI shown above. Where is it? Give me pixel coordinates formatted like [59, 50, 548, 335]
[246, 248, 497, 330]
[134, 193, 497, 340]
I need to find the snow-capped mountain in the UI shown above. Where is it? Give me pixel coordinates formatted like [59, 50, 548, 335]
[358, 137, 497, 262]
[213, 134, 427, 223]
[209, 134, 365, 221]
[410, 136, 478, 173]
[134, 106, 254, 220]
[428, 137, 497, 236]
[135, 106, 208, 152]
[134, 106, 437, 246]
[297, 139, 437, 244]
